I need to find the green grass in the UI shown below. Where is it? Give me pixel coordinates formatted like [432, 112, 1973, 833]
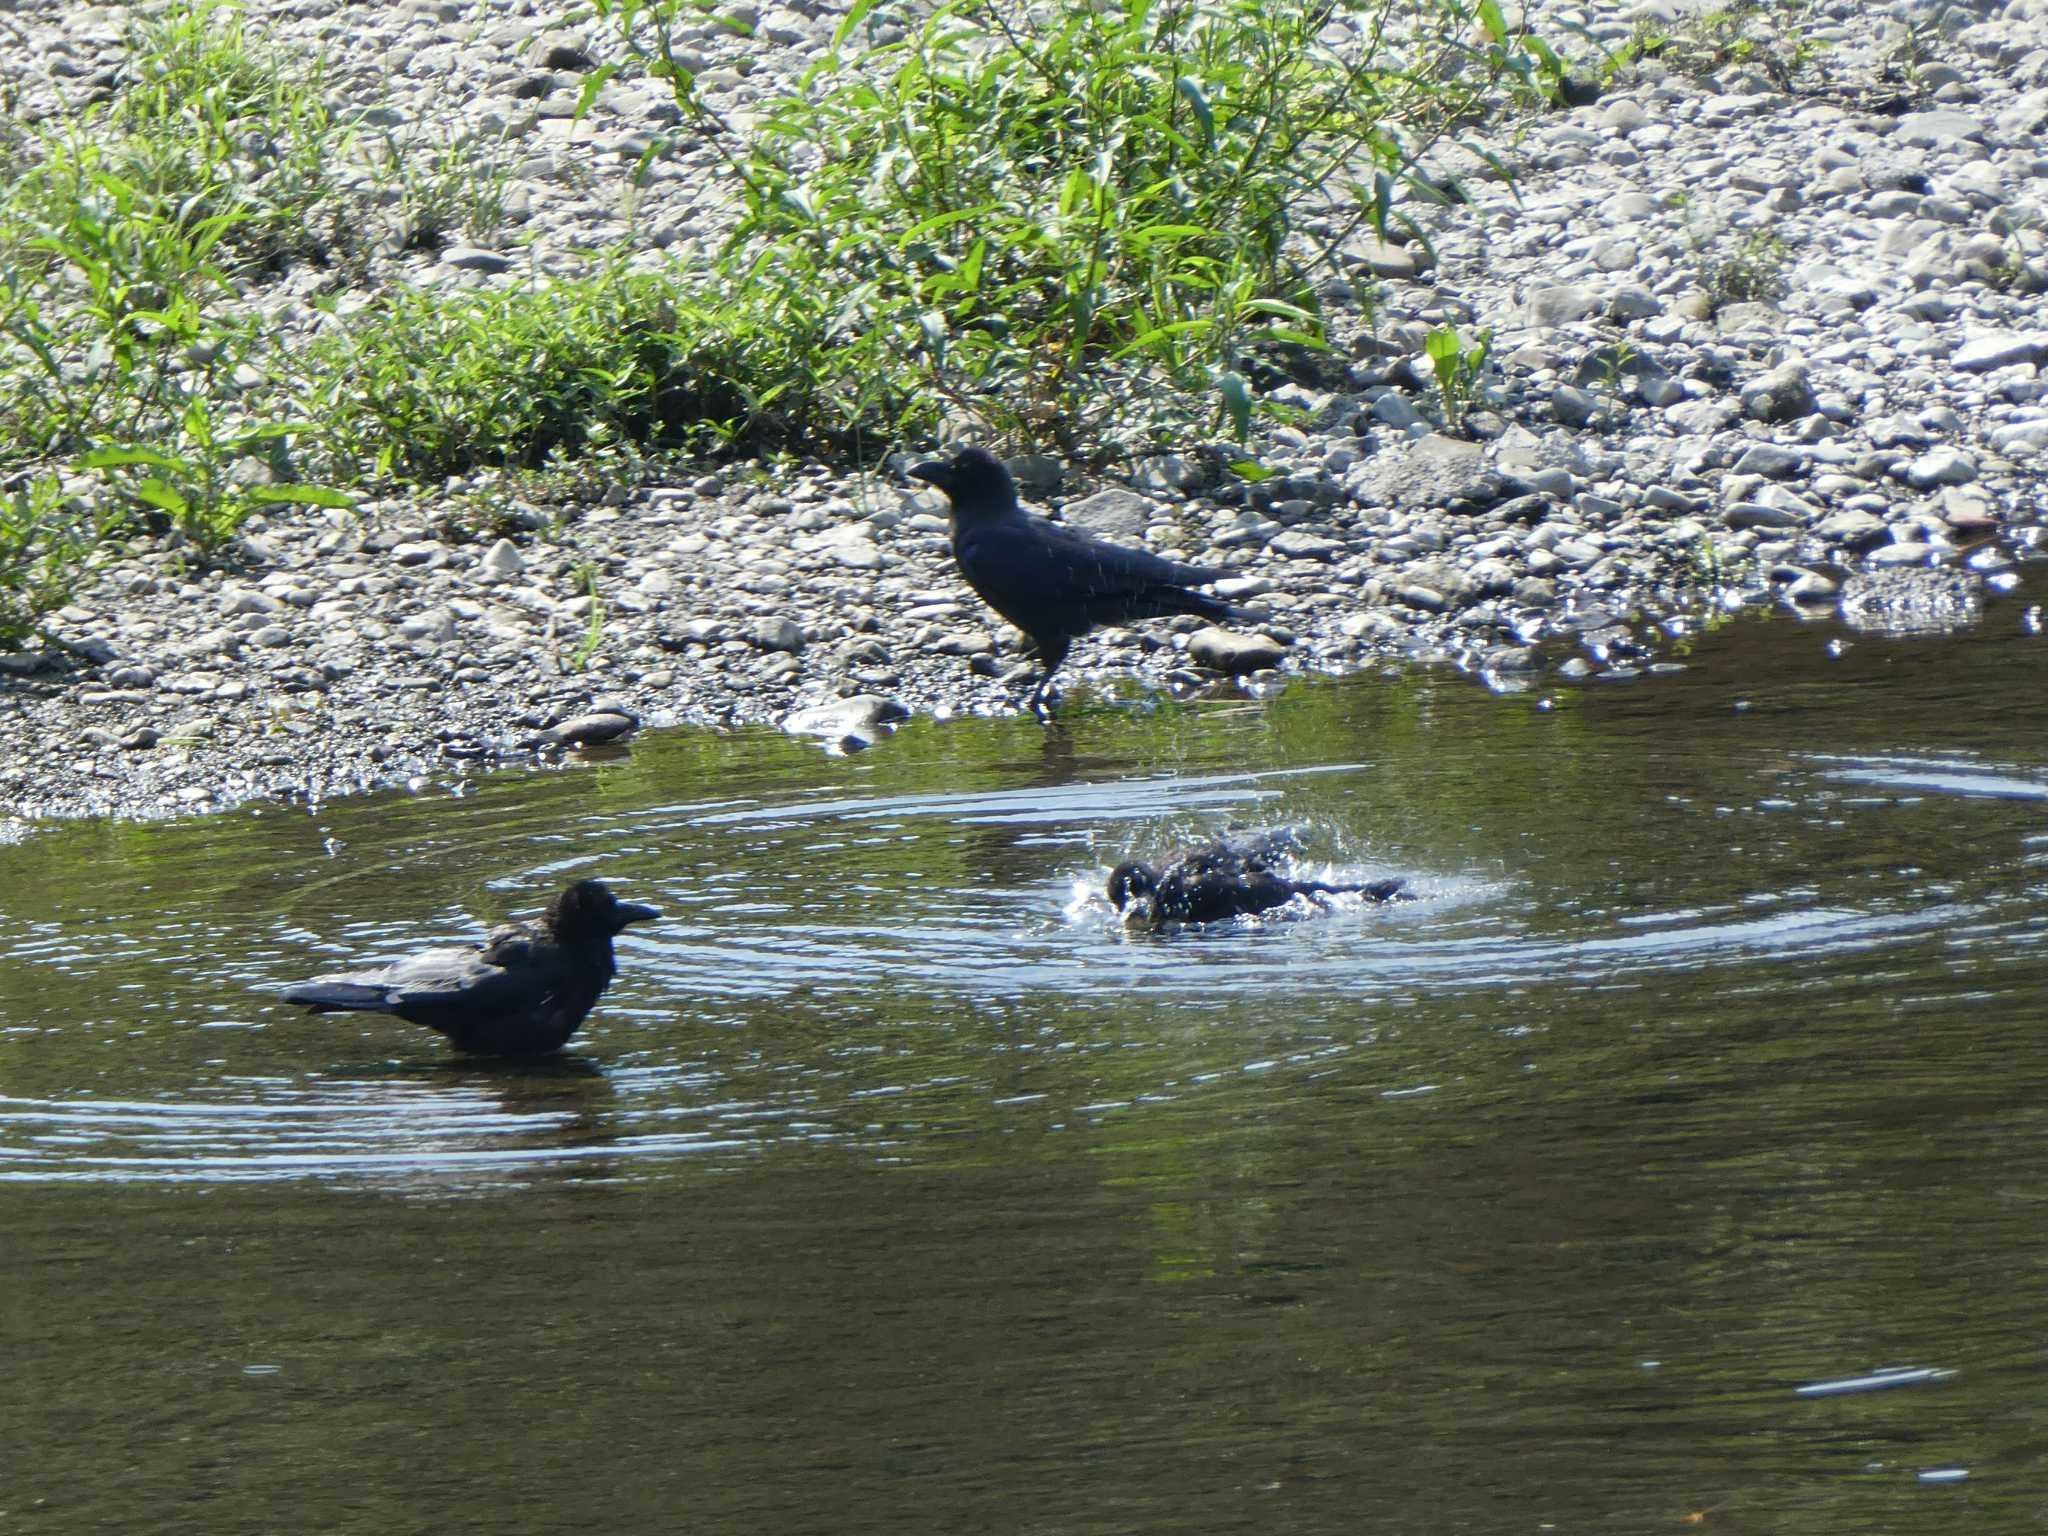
[585, 0, 1544, 452]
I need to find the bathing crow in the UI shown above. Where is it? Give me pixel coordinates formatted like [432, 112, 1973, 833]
[908, 446, 1249, 716]
[1108, 831, 1407, 927]
[280, 879, 659, 1055]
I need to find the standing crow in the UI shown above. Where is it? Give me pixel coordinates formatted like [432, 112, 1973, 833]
[279, 879, 659, 1055]
[908, 446, 1249, 717]
[1108, 831, 1408, 927]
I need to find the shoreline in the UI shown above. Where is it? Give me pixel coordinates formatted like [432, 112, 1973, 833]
[3, 0, 2045, 824]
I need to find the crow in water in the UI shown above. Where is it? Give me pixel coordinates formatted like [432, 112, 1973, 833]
[279, 879, 659, 1055]
[908, 446, 1250, 717]
[1108, 830, 1408, 927]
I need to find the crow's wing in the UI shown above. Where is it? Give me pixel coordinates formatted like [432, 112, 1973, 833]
[957, 516, 1224, 609]
[283, 941, 550, 1016]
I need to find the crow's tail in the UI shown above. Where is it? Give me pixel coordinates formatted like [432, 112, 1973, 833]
[280, 979, 394, 1013]
[1293, 877, 1409, 903]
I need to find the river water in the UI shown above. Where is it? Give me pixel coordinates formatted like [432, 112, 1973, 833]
[3, 593, 2044, 1532]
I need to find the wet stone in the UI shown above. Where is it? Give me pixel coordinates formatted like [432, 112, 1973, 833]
[1187, 628, 1289, 674]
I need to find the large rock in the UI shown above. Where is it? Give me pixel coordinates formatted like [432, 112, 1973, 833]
[1352, 433, 1509, 514]
[1187, 628, 1288, 674]
[1061, 488, 1155, 540]
[1741, 363, 1817, 423]
[783, 694, 909, 752]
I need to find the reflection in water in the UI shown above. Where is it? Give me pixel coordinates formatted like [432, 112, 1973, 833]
[1, 590, 2045, 1531]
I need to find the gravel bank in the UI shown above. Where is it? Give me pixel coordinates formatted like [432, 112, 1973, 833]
[3, 0, 2046, 822]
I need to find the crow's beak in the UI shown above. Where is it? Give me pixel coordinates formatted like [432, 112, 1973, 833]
[614, 902, 661, 930]
[907, 460, 948, 489]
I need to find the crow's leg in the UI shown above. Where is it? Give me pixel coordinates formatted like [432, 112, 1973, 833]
[1025, 638, 1070, 721]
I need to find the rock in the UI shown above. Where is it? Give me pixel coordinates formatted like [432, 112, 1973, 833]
[1724, 503, 1802, 531]
[530, 711, 638, 749]
[1269, 530, 1345, 561]
[782, 694, 908, 752]
[1838, 567, 1982, 636]
[480, 538, 526, 580]
[1893, 110, 1984, 146]
[1904, 449, 1977, 489]
[1552, 385, 1601, 429]
[1007, 454, 1063, 493]
[1953, 334, 2048, 372]
[1524, 284, 1601, 327]
[1353, 433, 1504, 513]
[1132, 454, 1204, 494]
[1062, 488, 1155, 540]
[398, 608, 455, 642]
[1815, 510, 1888, 550]
[1354, 239, 1422, 279]
[1730, 444, 1804, 480]
[1741, 364, 1817, 424]
[222, 588, 282, 616]
[440, 246, 512, 273]
[1187, 628, 1288, 674]
[750, 617, 806, 652]
[1782, 570, 1839, 604]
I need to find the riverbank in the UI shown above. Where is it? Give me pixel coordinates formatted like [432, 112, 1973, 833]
[2, 0, 2044, 823]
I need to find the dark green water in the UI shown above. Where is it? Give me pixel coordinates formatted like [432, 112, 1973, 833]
[4, 596, 2046, 1533]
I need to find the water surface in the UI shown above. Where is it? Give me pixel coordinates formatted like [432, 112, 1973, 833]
[3, 596, 2045, 1533]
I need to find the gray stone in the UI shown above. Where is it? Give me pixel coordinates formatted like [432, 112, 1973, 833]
[1524, 284, 1601, 327]
[1269, 530, 1346, 561]
[441, 246, 512, 272]
[1132, 454, 1204, 494]
[480, 538, 526, 580]
[1783, 570, 1839, 604]
[1725, 502, 1802, 530]
[1354, 240, 1419, 280]
[751, 617, 806, 652]
[1730, 444, 1804, 479]
[1552, 386, 1601, 429]
[1062, 488, 1155, 539]
[222, 588, 282, 616]
[398, 608, 455, 642]
[1353, 433, 1503, 512]
[1007, 453, 1063, 493]
[532, 711, 638, 749]
[1608, 285, 1661, 321]
[1187, 627, 1288, 673]
[782, 694, 909, 750]
[1816, 510, 1888, 549]
[1904, 448, 1977, 488]
[1893, 110, 1984, 146]
[1741, 364, 1818, 423]
[1953, 334, 2048, 372]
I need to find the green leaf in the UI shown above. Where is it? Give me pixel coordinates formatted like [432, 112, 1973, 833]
[1218, 369, 1251, 445]
[131, 479, 191, 518]
[832, 0, 882, 49]
[574, 62, 622, 122]
[79, 447, 190, 474]
[246, 484, 356, 509]
[1174, 77, 1215, 150]
[1477, 0, 1509, 45]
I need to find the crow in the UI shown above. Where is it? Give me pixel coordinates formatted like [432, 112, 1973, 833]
[279, 879, 659, 1055]
[908, 446, 1249, 716]
[1107, 830, 1408, 927]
